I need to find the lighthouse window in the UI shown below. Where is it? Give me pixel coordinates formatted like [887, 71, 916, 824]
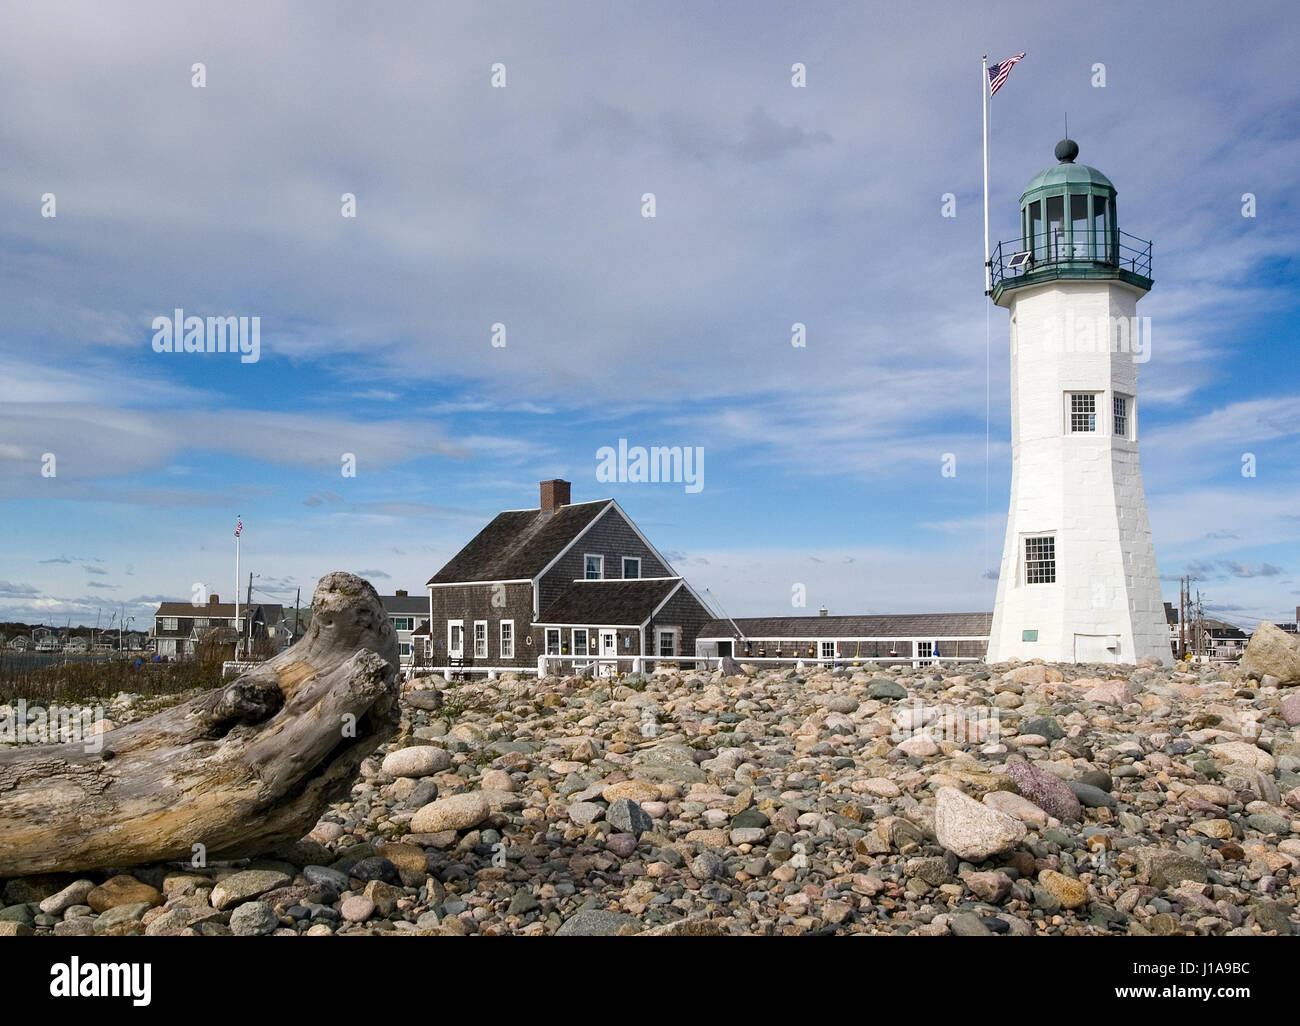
[1094, 196, 1111, 262]
[1046, 195, 1064, 260]
[1113, 395, 1129, 438]
[1069, 393, 1097, 432]
[1070, 195, 1089, 258]
[1025, 536, 1056, 584]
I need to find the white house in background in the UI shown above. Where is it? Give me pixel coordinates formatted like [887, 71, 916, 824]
[986, 139, 1168, 665]
[379, 591, 430, 672]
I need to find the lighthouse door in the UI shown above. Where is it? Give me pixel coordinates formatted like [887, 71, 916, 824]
[1074, 634, 1121, 663]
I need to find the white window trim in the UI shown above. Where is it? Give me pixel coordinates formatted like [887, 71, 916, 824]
[622, 556, 641, 579]
[572, 628, 589, 656]
[657, 627, 679, 658]
[545, 628, 561, 656]
[474, 620, 488, 659]
[584, 553, 604, 579]
[500, 619, 514, 659]
[448, 619, 464, 657]
[819, 640, 836, 660]
[1065, 391, 1100, 434]
[1022, 533, 1057, 586]
[1113, 392, 1133, 440]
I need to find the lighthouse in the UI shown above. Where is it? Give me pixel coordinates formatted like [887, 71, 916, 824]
[985, 139, 1169, 665]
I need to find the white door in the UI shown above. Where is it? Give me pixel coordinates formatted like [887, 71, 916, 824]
[599, 630, 618, 676]
[1074, 634, 1121, 663]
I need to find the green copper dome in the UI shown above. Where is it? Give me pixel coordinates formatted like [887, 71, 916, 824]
[1020, 139, 1114, 203]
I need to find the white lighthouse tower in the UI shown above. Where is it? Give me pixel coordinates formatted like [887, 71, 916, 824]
[985, 139, 1169, 665]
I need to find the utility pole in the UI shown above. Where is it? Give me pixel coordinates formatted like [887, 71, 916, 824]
[1179, 576, 1187, 659]
[1193, 589, 1204, 659]
[292, 587, 301, 639]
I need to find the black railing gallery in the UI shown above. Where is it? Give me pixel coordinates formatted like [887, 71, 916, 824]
[990, 229, 1152, 292]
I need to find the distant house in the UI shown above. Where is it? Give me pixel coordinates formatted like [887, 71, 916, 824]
[379, 591, 430, 671]
[695, 612, 992, 664]
[7, 635, 29, 651]
[1164, 601, 1181, 656]
[1272, 609, 1299, 634]
[33, 627, 60, 652]
[65, 636, 90, 654]
[425, 479, 714, 676]
[152, 594, 283, 660]
[1203, 619, 1249, 660]
[121, 630, 150, 652]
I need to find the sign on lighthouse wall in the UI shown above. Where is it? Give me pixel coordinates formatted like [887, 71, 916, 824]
[985, 140, 1170, 666]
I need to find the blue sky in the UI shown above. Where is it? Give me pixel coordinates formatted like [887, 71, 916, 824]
[1, 0, 1297, 630]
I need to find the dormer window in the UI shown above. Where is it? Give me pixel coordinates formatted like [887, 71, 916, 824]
[584, 554, 603, 579]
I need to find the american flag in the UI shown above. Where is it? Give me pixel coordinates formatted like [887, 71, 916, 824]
[988, 52, 1026, 96]
[234, 517, 243, 538]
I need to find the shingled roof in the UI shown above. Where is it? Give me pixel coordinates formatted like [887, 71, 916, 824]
[698, 613, 993, 639]
[380, 594, 430, 615]
[154, 601, 283, 622]
[535, 578, 684, 626]
[428, 500, 611, 585]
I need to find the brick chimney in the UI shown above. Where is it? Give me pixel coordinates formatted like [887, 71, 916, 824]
[395, 589, 408, 597]
[540, 479, 571, 512]
[210, 594, 220, 605]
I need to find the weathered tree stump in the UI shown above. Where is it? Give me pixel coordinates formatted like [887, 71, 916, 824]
[0, 572, 400, 878]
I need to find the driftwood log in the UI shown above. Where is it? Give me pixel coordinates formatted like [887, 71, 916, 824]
[0, 572, 400, 878]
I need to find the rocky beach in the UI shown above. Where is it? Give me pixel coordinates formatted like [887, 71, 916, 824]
[2, 656, 1298, 937]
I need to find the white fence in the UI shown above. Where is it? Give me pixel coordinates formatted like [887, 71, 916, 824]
[421, 652, 987, 682]
[221, 660, 264, 676]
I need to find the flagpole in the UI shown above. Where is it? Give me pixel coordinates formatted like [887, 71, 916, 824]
[982, 54, 991, 296]
[235, 518, 240, 659]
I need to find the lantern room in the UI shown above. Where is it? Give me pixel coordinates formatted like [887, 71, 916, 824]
[990, 139, 1153, 303]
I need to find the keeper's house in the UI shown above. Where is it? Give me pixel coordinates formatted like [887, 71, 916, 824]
[694, 612, 992, 664]
[421, 480, 714, 676]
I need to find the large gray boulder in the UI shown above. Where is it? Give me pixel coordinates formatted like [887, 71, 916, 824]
[1242, 621, 1300, 685]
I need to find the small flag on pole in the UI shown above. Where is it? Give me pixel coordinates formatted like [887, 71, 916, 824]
[234, 517, 243, 538]
[988, 52, 1026, 96]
